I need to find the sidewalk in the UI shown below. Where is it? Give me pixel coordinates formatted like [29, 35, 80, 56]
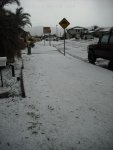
[0, 43, 113, 150]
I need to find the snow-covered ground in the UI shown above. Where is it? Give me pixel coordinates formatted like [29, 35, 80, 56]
[0, 40, 113, 150]
[0, 60, 22, 97]
[52, 38, 109, 67]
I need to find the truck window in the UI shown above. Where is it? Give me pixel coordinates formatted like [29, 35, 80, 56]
[101, 34, 109, 44]
[109, 34, 113, 44]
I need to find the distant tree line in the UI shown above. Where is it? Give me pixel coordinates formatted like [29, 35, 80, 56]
[0, 0, 32, 62]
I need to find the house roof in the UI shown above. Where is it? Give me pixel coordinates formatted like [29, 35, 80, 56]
[95, 27, 111, 32]
[67, 26, 88, 31]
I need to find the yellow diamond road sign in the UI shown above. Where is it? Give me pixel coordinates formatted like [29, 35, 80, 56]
[59, 18, 70, 29]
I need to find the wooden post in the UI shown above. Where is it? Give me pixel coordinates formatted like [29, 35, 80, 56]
[27, 45, 31, 55]
[22, 59, 24, 69]
[0, 69, 3, 87]
[10, 65, 15, 77]
[0, 57, 7, 87]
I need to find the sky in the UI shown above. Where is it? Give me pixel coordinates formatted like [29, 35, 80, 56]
[7, 0, 113, 28]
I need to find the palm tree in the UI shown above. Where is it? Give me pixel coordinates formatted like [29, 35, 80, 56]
[0, 0, 20, 60]
[0, 10, 20, 60]
[15, 7, 32, 28]
[0, 0, 20, 8]
[15, 7, 32, 57]
[0, 0, 32, 62]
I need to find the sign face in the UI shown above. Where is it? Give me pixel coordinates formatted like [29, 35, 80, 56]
[0, 57, 7, 67]
[59, 18, 70, 29]
[43, 27, 51, 34]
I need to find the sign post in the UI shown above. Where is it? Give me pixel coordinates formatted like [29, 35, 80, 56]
[63, 28, 66, 56]
[44, 34, 45, 46]
[59, 18, 70, 56]
[43, 27, 51, 46]
[49, 33, 51, 46]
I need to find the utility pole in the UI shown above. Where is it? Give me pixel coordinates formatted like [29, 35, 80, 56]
[56, 25, 58, 41]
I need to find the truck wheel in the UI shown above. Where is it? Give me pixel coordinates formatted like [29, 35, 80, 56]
[88, 51, 96, 64]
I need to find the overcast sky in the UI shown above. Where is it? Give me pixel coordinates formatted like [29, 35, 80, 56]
[8, 0, 113, 28]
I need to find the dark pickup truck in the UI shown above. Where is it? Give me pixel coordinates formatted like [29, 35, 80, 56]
[88, 27, 113, 68]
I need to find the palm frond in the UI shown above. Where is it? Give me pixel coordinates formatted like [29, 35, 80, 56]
[0, 0, 20, 8]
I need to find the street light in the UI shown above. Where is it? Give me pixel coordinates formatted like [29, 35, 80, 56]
[56, 25, 58, 41]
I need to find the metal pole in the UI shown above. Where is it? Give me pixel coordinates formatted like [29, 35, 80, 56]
[64, 29, 65, 56]
[44, 34, 45, 46]
[56, 25, 57, 37]
[49, 33, 51, 46]
[56, 25, 58, 41]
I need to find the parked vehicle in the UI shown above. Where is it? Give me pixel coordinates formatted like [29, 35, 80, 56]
[83, 34, 94, 40]
[87, 27, 113, 68]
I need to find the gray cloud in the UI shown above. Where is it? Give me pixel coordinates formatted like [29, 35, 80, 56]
[6, 0, 113, 27]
